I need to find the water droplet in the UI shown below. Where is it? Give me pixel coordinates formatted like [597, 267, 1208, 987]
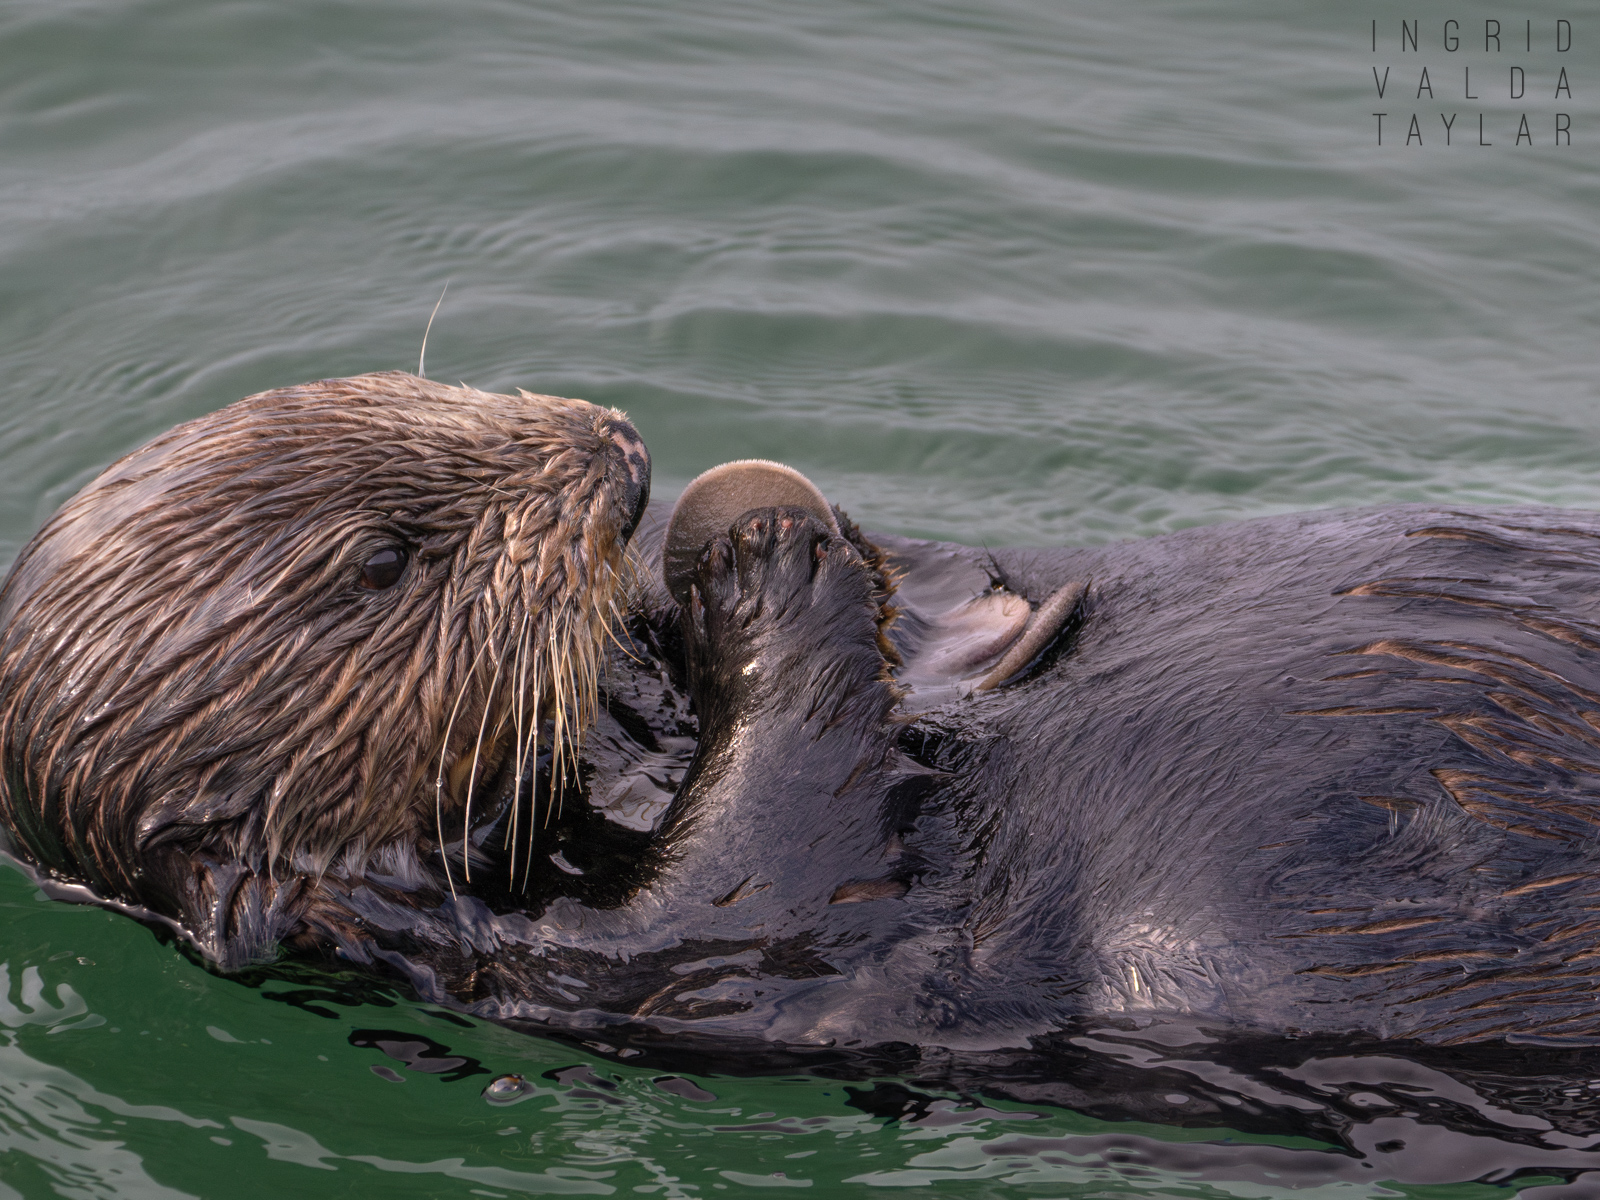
[483, 1073, 534, 1105]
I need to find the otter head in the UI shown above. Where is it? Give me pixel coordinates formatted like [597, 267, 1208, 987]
[0, 370, 649, 966]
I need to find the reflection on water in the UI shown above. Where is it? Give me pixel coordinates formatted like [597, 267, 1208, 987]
[8, 975, 1600, 1197]
[0, 1027, 211, 1200]
[0, 964, 101, 1035]
[3, 844, 1600, 1191]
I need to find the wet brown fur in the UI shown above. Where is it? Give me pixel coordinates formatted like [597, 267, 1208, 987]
[831, 504, 902, 669]
[0, 371, 643, 966]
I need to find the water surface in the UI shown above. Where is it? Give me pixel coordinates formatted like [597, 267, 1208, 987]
[0, 0, 1598, 1194]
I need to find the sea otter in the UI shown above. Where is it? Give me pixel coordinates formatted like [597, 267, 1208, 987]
[6, 384, 1600, 1056]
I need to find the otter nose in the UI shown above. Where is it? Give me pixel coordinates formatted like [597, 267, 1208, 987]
[604, 417, 651, 543]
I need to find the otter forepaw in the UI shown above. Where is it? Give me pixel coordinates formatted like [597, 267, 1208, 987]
[689, 506, 856, 641]
[682, 506, 889, 723]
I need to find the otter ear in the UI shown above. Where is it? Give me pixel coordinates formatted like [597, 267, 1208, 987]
[662, 460, 839, 607]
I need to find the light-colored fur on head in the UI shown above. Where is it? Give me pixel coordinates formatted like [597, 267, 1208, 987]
[0, 370, 644, 965]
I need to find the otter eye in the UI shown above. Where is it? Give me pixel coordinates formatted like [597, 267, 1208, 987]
[359, 546, 409, 590]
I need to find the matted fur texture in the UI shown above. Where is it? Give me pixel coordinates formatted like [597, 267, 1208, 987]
[0, 371, 647, 967]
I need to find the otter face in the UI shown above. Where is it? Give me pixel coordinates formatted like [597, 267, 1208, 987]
[0, 370, 649, 964]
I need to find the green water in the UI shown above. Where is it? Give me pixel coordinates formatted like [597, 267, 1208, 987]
[1, 0, 1597, 1194]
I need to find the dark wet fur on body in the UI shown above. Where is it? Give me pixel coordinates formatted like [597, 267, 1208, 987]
[273, 495, 1600, 1162]
[297, 501, 1600, 1062]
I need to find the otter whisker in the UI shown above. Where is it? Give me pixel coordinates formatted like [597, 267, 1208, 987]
[552, 609, 593, 823]
[546, 619, 570, 822]
[601, 595, 643, 665]
[506, 612, 532, 891]
[461, 605, 511, 881]
[520, 679, 541, 893]
[505, 611, 529, 854]
[556, 623, 583, 821]
[435, 624, 494, 901]
[417, 281, 449, 379]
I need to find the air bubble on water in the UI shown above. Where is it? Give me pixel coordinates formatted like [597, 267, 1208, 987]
[483, 1073, 536, 1105]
